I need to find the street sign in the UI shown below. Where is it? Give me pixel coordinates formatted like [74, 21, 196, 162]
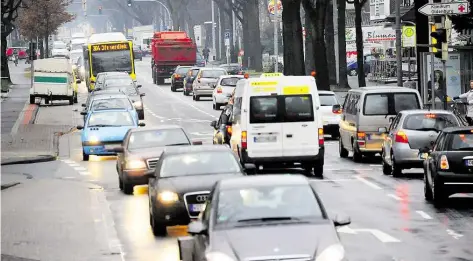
[224, 32, 230, 39]
[418, 2, 470, 16]
[224, 38, 230, 46]
[268, 0, 282, 15]
[402, 26, 416, 47]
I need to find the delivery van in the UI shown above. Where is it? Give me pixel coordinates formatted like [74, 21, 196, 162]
[30, 58, 79, 105]
[229, 75, 325, 176]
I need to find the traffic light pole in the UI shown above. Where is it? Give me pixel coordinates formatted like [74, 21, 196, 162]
[429, 23, 435, 109]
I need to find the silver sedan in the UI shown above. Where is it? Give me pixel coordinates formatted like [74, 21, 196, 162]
[380, 110, 461, 177]
[211, 75, 244, 110]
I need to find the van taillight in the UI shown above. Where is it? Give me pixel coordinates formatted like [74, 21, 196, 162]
[318, 128, 324, 146]
[241, 131, 247, 149]
[332, 108, 342, 114]
[395, 131, 408, 143]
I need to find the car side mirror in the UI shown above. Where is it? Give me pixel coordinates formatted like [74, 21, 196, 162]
[332, 213, 351, 227]
[138, 122, 146, 127]
[187, 220, 207, 235]
[76, 125, 84, 130]
[140, 93, 145, 97]
[80, 111, 87, 115]
[76, 79, 81, 83]
[137, 84, 142, 88]
[430, 140, 435, 147]
[192, 140, 203, 145]
[81, 103, 86, 107]
[210, 120, 217, 128]
[143, 169, 156, 179]
[112, 147, 124, 153]
[378, 127, 387, 133]
[211, 83, 216, 88]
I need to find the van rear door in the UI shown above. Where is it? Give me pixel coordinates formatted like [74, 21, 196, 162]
[281, 94, 319, 157]
[247, 95, 283, 158]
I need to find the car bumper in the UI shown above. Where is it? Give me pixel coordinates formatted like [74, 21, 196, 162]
[193, 88, 213, 96]
[82, 145, 117, 156]
[153, 201, 191, 226]
[214, 93, 231, 104]
[242, 147, 325, 165]
[437, 171, 473, 193]
[122, 169, 149, 185]
[393, 145, 424, 168]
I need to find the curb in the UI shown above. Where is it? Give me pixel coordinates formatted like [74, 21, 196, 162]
[1, 155, 57, 166]
[1, 182, 21, 190]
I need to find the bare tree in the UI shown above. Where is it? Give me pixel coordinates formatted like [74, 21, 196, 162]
[337, 0, 349, 88]
[1, 0, 23, 83]
[346, 0, 368, 87]
[325, 0, 337, 85]
[281, 0, 305, 75]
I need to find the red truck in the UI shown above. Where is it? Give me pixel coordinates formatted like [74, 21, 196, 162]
[151, 31, 197, 85]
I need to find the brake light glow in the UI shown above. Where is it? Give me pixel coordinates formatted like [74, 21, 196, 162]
[216, 87, 222, 93]
[395, 131, 408, 143]
[318, 128, 324, 146]
[175, 74, 180, 79]
[241, 131, 247, 149]
[226, 125, 232, 135]
[440, 155, 449, 170]
[332, 107, 342, 114]
[425, 113, 436, 118]
[357, 132, 366, 140]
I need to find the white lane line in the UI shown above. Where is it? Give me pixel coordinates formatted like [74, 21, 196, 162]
[68, 163, 80, 167]
[354, 168, 374, 171]
[415, 210, 433, 220]
[387, 193, 402, 201]
[310, 178, 357, 182]
[62, 160, 75, 164]
[446, 229, 464, 240]
[154, 86, 216, 118]
[355, 176, 382, 190]
[74, 167, 87, 171]
[370, 164, 382, 167]
[79, 171, 91, 176]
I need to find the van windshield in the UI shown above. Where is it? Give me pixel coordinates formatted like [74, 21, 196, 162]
[363, 93, 420, 116]
[249, 95, 314, 123]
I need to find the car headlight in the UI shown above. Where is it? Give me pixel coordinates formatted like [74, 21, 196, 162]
[133, 101, 142, 108]
[88, 136, 100, 144]
[315, 244, 345, 261]
[125, 160, 147, 169]
[157, 191, 179, 203]
[206, 252, 235, 261]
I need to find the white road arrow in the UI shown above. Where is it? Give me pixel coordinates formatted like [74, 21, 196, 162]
[337, 226, 401, 243]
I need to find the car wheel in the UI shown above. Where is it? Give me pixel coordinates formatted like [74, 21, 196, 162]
[212, 100, 216, 110]
[150, 209, 167, 236]
[122, 181, 134, 195]
[29, 95, 35, 104]
[339, 138, 348, 158]
[215, 102, 222, 110]
[432, 177, 447, 207]
[313, 159, 324, 177]
[195, 95, 200, 101]
[44, 98, 50, 105]
[119, 176, 123, 191]
[69, 97, 74, 105]
[352, 140, 363, 162]
[171, 84, 175, 92]
[73, 93, 78, 103]
[138, 110, 145, 120]
[381, 149, 392, 175]
[82, 152, 89, 161]
[192, 94, 196, 100]
[424, 170, 433, 201]
[391, 153, 402, 177]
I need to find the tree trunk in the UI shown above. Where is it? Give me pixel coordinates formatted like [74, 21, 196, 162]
[220, 7, 226, 62]
[246, 0, 263, 71]
[242, 16, 250, 68]
[337, 0, 349, 88]
[281, 0, 305, 76]
[354, 0, 366, 87]
[45, 35, 50, 58]
[304, 12, 315, 75]
[1, 33, 11, 84]
[325, 0, 337, 85]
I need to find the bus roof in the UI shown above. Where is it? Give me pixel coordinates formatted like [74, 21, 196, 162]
[88, 32, 127, 44]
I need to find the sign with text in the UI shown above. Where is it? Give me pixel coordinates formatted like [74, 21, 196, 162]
[402, 26, 416, 47]
[91, 43, 130, 52]
[419, 2, 470, 16]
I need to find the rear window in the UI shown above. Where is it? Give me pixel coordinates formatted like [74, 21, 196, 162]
[319, 94, 339, 106]
[220, 77, 241, 86]
[403, 114, 459, 131]
[91, 98, 133, 110]
[176, 67, 190, 74]
[363, 93, 420, 116]
[202, 70, 226, 78]
[249, 95, 314, 124]
[449, 133, 473, 151]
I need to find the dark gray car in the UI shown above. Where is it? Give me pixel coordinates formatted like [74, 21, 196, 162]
[102, 82, 145, 120]
[180, 175, 351, 261]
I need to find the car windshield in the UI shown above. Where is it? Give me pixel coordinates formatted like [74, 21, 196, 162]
[91, 98, 133, 110]
[160, 151, 240, 177]
[91, 50, 132, 75]
[87, 111, 134, 127]
[403, 114, 458, 131]
[319, 94, 339, 106]
[449, 133, 473, 151]
[128, 129, 190, 150]
[202, 70, 226, 78]
[216, 185, 323, 224]
[220, 77, 241, 86]
[104, 77, 133, 86]
[176, 67, 191, 74]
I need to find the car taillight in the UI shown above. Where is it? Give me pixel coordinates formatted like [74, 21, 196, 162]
[241, 131, 247, 149]
[395, 131, 408, 143]
[226, 125, 232, 135]
[217, 87, 222, 93]
[175, 74, 180, 79]
[357, 132, 366, 146]
[332, 107, 342, 114]
[318, 128, 324, 146]
[440, 155, 449, 170]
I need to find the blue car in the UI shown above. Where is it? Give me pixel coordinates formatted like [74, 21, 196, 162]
[81, 94, 139, 123]
[77, 109, 145, 161]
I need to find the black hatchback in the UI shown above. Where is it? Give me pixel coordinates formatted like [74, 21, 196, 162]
[219, 63, 244, 75]
[171, 66, 193, 92]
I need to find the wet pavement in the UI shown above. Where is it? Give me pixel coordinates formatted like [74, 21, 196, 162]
[2, 58, 472, 261]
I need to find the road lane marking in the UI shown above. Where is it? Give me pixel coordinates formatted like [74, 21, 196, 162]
[387, 194, 402, 201]
[68, 163, 80, 167]
[415, 210, 433, 219]
[74, 167, 87, 171]
[355, 176, 382, 190]
[446, 229, 463, 239]
[337, 226, 401, 243]
[79, 171, 91, 176]
[310, 178, 357, 182]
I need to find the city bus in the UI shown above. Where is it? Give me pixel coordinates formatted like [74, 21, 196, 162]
[83, 32, 136, 91]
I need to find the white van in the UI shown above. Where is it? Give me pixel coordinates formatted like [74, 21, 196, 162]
[229, 76, 325, 176]
[30, 58, 79, 105]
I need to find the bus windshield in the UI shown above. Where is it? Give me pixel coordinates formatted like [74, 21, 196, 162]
[91, 50, 132, 76]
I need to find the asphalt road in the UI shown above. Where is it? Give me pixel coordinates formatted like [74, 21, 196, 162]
[3, 58, 472, 261]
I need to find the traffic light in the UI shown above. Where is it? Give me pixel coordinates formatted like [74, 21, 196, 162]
[127, 0, 132, 7]
[98, 6, 102, 14]
[430, 28, 446, 60]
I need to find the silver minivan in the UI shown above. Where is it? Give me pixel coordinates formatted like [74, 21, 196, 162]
[334, 86, 423, 162]
[192, 68, 227, 101]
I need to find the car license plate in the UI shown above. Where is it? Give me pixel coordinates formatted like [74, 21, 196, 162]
[465, 160, 473, 167]
[254, 136, 277, 143]
[190, 204, 205, 212]
[369, 134, 383, 140]
[104, 144, 121, 150]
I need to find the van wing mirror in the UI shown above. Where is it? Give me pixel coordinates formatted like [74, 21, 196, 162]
[378, 127, 388, 133]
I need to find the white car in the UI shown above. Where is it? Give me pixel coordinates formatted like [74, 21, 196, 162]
[212, 75, 244, 110]
[319, 90, 342, 139]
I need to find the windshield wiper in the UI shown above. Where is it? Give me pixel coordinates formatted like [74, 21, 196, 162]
[166, 143, 190, 146]
[414, 127, 439, 132]
[237, 216, 299, 222]
[88, 124, 116, 127]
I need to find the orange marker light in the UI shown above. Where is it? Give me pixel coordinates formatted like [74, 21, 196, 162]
[311, 71, 316, 77]
[244, 73, 249, 79]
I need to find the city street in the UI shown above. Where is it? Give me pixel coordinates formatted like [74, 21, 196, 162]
[2, 58, 473, 261]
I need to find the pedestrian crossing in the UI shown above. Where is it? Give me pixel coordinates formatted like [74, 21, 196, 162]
[60, 159, 92, 176]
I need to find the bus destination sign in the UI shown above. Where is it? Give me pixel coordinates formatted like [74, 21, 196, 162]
[91, 43, 130, 52]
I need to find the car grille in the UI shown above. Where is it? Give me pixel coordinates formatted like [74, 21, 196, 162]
[246, 255, 312, 261]
[183, 191, 210, 218]
[146, 158, 159, 169]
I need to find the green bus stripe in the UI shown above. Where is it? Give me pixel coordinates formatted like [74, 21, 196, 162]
[34, 76, 68, 83]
